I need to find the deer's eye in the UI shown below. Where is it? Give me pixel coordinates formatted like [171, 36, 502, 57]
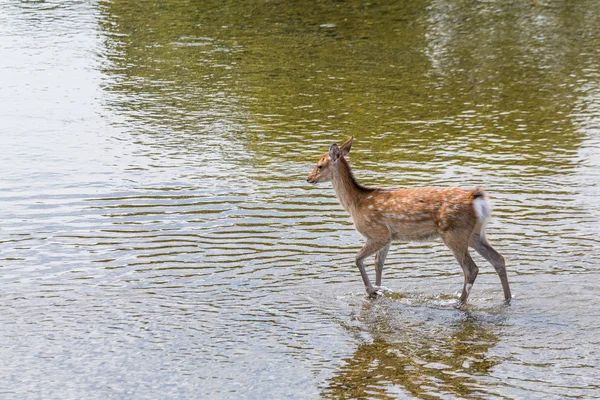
[317, 165, 323, 170]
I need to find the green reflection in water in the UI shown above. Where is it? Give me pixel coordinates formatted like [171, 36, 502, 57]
[99, 0, 244, 138]
[99, 0, 598, 176]
[95, 1, 600, 397]
[324, 306, 500, 399]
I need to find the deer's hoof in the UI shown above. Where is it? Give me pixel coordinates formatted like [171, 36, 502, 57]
[366, 286, 383, 298]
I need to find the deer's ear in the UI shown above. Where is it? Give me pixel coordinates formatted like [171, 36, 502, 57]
[340, 137, 353, 157]
[329, 143, 341, 162]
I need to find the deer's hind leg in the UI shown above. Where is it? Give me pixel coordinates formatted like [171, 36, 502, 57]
[441, 230, 479, 303]
[470, 233, 512, 301]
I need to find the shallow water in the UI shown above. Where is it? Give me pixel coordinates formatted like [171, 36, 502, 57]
[1, 0, 600, 398]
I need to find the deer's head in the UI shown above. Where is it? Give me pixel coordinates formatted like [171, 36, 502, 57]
[307, 137, 353, 184]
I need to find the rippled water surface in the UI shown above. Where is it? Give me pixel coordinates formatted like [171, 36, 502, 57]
[1, 1, 600, 398]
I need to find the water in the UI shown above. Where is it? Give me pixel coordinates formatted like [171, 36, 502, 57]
[1, 0, 599, 398]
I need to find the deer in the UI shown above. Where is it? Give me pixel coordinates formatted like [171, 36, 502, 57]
[307, 137, 511, 303]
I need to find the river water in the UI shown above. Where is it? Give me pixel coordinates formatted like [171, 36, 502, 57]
[1, 1, 599, 399]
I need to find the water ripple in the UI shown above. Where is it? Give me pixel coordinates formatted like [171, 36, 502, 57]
[2, 0, 600, 398]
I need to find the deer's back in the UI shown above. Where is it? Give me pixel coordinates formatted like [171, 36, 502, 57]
[353, 187, 481, 241]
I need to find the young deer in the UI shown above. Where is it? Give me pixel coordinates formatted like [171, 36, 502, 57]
[307, 137, 511, 303]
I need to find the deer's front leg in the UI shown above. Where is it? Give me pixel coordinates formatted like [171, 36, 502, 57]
[374, 243, 391, 287]
[356, 239, 390, 297]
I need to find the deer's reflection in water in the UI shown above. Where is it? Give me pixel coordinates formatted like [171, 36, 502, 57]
[324, 298, 506, 399]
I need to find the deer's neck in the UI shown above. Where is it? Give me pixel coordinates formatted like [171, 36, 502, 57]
[331, 157, 370, 217]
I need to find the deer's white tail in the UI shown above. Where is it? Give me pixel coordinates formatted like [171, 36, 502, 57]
[472, 190, 491, 239]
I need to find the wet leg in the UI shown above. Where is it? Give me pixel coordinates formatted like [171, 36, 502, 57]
[456, 250, 479, 303]
[356, 239, 389, 297]
[442, 233, 479, 303]
[374, 243, 391, 287]
[471, 234, 511, 301]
